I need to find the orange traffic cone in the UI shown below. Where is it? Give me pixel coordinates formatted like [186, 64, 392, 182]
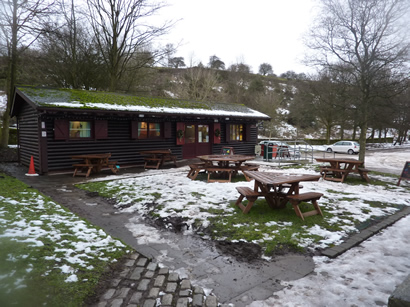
[25, 156, 39, 176]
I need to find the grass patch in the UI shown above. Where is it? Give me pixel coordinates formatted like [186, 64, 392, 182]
[191, 192, 206, 198]
[207, 199, 344, 254]
[0, 173, 132, 306]
[191, 172, 248, 183]
[76, 181, 118, 198]
[150, 192, 161, 200]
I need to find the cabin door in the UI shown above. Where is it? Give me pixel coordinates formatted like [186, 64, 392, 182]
[182, 123, 211, 158]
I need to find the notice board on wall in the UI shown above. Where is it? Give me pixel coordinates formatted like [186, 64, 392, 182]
[397, 161, 410, 186]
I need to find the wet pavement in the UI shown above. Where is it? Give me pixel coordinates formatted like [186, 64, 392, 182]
[1, 151, 409, 306]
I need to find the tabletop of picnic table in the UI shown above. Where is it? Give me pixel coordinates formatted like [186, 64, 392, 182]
[243, 171, 322, 186]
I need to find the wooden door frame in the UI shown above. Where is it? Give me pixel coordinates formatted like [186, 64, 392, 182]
[182, 123, 212, 159]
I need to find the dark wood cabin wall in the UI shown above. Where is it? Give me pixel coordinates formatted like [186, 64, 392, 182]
[17, 104, 40, 169]
[44, 118, 182, 171]
[213, 122, 258, 155]
[20, 112, 261, 172]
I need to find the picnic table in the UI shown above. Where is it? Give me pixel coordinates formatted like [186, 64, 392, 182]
[189, 154, 257, 182]
[140, 149, 177, 169]
[239, 171, 323, 220]
[315, 157, 370, 183]
[71, 153, 118, 177]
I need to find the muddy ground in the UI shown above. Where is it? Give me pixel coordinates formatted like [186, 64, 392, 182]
[146, 212, 265, 262]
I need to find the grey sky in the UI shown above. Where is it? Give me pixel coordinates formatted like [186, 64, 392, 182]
[156, 0, 317, 74]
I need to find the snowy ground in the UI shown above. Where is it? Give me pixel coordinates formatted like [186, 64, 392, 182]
[88, 159, 409, 252]
[2, 92, 410, 306]
[249, 214, 410, 307]
[0, 176, 130, 305]
[82, 145, 410, 307]
[312, 143, 409, 174]
[364, 148, 409, 175]
[248, 146, 410, 307]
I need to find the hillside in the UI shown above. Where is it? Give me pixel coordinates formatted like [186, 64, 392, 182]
[1, 69, 402, 142]
[150, 68, 330, 140]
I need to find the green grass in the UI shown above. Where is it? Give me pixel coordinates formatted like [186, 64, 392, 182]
[0, 173, 132, 306]
[207, 198, 344, 254]
[193, 172, 249, 183]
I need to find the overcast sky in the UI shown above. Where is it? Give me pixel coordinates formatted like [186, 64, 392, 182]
[156, 0, 318, 75]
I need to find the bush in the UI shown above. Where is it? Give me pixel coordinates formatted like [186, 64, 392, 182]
[0, 126, 18, 145]
[9, 128, 17, 145]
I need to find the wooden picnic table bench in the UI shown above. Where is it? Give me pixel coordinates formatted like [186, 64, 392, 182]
[357, 167, 371, 183]
[238, 171, 323, 220]
[235, 186, 265, 214]
[194, 154, 256, 183]
[72, 163, 99, 177]
[287, 192, 324, 221]
[140, 149, 177, 169]
[316, 158, 370, 183]
[187, 163, 206, 180]
[71, 153, 118, 178]
[206, 166, 235, 183]
[239, 164, 260, 181]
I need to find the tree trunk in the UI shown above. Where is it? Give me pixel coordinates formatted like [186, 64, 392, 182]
[70, 0, 79, 89]
[358, 94, 369, 163]
[325, 125, 331, 144]
[0, 107, 11, 148]
[358, 123, 367, 162]
[109, 70, 117, 92]
[370, 128, 375, 142]
[340, 122, 345, 140]
[0, 0, 18, 149]
[352, 123, 357, 140]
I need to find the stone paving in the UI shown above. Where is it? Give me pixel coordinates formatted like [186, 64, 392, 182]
[95, 252, 221, 307]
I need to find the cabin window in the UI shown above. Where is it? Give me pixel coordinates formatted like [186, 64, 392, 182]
[229, 124, 244, 141]
[184, 125, 196, 143]
[138, 122, 161, 139]
[198, 125, 209, 143]
[69, 121, 91, 138]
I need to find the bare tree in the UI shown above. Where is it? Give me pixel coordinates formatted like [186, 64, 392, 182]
[169, 57, 185, 68]
[208, 55, 225, 70]
[258, 63, 273, 76]
[229, 63, 251, 75]
[391, 83, 410, 144]
[0, 0, 53, 148]
[306, 0, 410, 162]
[308, 70, 352, 143]
[224, 62, 251, 105]
[39, 0, 106, 89]
[86, 0, 174, 91]
[171, 67, 222, 101]
[279, 70, 298, 80]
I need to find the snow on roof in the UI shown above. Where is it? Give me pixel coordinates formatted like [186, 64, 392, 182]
[17, 86, 270, 119]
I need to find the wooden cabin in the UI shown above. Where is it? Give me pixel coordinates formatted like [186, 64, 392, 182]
[10, 86, 270, 174]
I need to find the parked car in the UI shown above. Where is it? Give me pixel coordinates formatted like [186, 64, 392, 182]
[326, 141, 360, 155]
[259, 141, 301, 158]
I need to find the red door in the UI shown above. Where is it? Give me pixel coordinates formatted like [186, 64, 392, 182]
[182, 124, 212, 158]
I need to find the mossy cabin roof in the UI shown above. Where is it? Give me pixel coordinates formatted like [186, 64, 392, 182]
[13, 86, 270, 120]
